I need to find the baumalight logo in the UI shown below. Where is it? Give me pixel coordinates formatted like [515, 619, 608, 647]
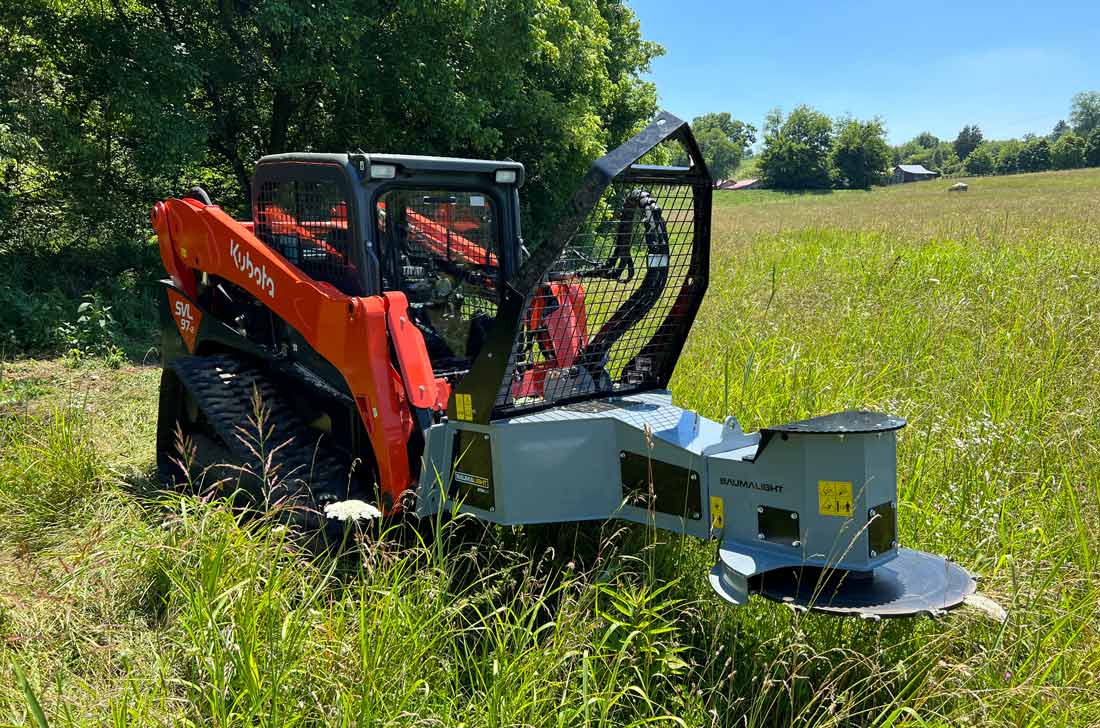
[720, 477, 784, 494]
[230, 239, 276, 298]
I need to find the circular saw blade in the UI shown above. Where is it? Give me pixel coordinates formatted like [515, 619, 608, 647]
[755, 548, 976, 618]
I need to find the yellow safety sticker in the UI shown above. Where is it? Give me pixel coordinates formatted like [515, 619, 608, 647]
[709, 496, 724, 529]
[455, 393, 473, 421]
[818, 480, 853, 517]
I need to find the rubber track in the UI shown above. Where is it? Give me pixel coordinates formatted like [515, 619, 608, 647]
[169, 355, 353, 515]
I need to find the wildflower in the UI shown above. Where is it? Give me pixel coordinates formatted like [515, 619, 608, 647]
[323, 499, 382, 522]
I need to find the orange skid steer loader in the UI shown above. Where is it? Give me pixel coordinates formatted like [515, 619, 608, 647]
[153, 113, 974, 617]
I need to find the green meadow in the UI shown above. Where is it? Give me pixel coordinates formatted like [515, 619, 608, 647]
[2, 168, 1099, 726]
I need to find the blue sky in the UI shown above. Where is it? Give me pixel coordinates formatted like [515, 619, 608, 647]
[628, 0, 1099, 144]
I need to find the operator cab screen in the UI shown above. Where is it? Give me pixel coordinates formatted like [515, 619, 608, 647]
[376, 189, 500, 376]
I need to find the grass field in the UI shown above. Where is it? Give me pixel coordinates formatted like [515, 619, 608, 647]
[2, 168, 1099, 726]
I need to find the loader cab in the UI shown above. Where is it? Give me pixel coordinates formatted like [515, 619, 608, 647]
[364, 155, 525, 378]
[251, 152, 524, 380]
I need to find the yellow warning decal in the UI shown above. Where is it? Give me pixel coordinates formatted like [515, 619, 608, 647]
[818, 480, 853, 517]
[455, 393, 473, 421]
[709, 496, 724, 530]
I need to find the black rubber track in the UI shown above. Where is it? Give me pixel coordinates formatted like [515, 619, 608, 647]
[163, 354, 362, 532]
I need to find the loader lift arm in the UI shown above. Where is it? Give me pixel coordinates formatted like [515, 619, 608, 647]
[151, 196, 438, 509]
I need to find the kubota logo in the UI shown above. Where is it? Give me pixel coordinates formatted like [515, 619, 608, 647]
[174, 300, 196, 333]
[229, 239, 276, 298]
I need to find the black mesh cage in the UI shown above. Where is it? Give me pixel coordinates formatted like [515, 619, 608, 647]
[253, 174, 363, 295]
[487, 112, 711, 418]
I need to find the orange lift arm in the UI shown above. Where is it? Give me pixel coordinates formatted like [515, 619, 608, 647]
[150, 197, 442, 510]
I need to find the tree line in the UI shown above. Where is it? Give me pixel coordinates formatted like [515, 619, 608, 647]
[0, 0, 662, 255]
[688, 91, 1100, 190]
[0, 0, 662, 354]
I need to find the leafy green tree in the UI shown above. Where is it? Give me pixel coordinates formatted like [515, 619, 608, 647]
[1050, 120, 1071, 141]
[995, 141, 1023, 175]
[915, 132, 940, 149]
[891, 132, 939, 165]
[2, 0, 662, 244]
[1070, 91, 1100, 136]
[758, 105, 834, 190]
[679, 112, 756, 180]
[1051, 133, 1085, 169]
[830, 117, 890, 188]
[953, 125, 983, 160]
[963, 144, 995, 175]
[1086, 128, 1100, 167]
[1018, 137, 1052, 172]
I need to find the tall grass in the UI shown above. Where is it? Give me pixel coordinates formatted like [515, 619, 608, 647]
[2, 169, 1100, 726]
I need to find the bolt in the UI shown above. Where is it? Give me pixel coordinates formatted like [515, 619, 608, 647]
[891, 540, 897, 549]
[870, 550, 878, 557]
[690, 473, 697, 481]
[620, 452, 626, 459]
[489, 506, 495, 512]
[757, 506, 764, 514]
[757, 533, 765, 540]
[691, 511, 700, 519]
[790, 512, 798, 520]
[792, 540, 801, 547]
[483, 434, 489, 441]
[868, 508, 876, 519]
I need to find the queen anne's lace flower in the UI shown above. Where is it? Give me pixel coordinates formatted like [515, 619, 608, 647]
[323, 499, 382, 522]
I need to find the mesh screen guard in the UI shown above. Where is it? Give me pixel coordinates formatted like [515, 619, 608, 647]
[448, 111, 711, 423]
[252, 168, 363, 296]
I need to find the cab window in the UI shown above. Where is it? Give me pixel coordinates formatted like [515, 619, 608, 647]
[376, 189, 500, 374]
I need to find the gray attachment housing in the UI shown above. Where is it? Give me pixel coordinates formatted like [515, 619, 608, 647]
[412, 394, 965, 614]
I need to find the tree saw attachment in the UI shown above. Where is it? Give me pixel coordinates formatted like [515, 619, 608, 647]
[417, 113, 975, 618]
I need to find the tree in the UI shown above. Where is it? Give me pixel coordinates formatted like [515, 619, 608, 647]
[1018, 137, 1052, 172]
[996, 141, 1023, 175]
[757, 105, 834, 189]
[964, 144, 995, 175]
[914, 132, 940, 149]
[1051, 133, 1085, 169]
[953, 125, 983, 160]
[681, 112, 756, 180]
[830, 117, 890, 189]
[1070, 91, 1100, 136]
[1086, 129, 1100, 167]
[902, 141, 959, 175]
[1050, 120, 1071, 141]
[3, 0, 663, 244]
[892, 132, 939, 165]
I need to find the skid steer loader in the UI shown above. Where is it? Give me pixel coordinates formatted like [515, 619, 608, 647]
[153, 112, 974, 617]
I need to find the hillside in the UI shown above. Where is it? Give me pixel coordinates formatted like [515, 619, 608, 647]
[2, 168, 1099, 726]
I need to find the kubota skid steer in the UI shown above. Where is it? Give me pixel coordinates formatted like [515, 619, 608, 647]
[153, 112, 974, 617]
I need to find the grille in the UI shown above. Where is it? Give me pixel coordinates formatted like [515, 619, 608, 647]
[493, 173, 705, 416]
[254, 178, 362, 295]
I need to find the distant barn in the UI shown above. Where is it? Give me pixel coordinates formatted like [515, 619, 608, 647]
[891, 164, 938, 184]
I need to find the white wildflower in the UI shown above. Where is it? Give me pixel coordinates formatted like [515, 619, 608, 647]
[323, 499, 382, 522]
